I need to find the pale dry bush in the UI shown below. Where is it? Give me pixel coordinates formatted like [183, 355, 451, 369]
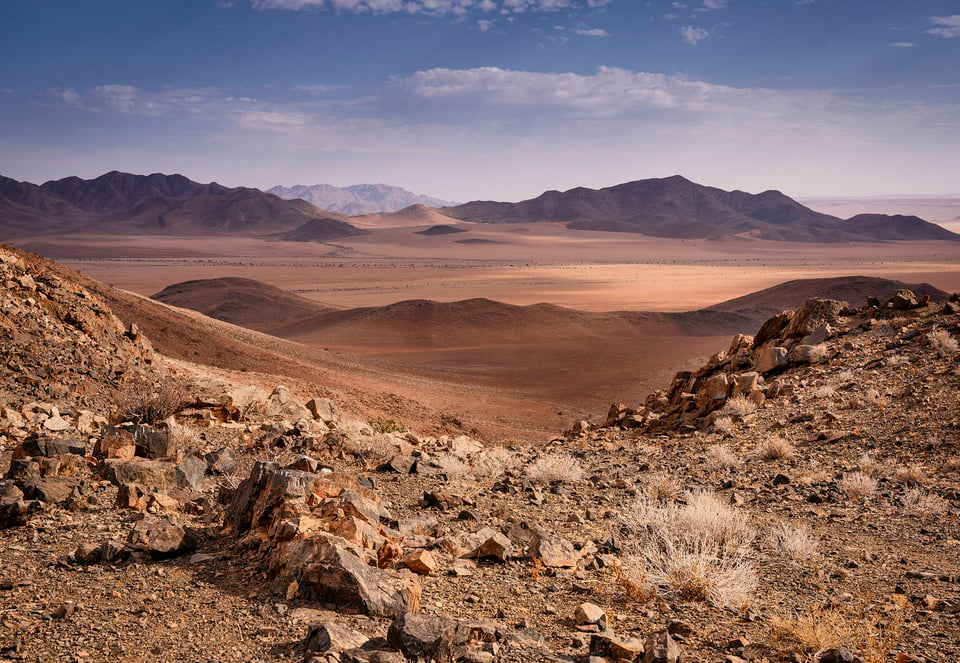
[857, 452, 884, 478]
[769, 599, 910, 663]
[928, 328, 959, 358]
[525, 453, 584, 484]
[805, 344, 830, 363]
[619, 491, 758, 608]
[810, 384, 837, 400]
[792, 463, 828, 487]
[772, 522, 819, 562]
[946, 457, 960, 473]
[901, 488, 949, 516]
[705, 444, 742, 470]
[113, 377, 189, 424]
[839, 471, 877, 500]
[885, 353, 910, 367]
[892, 464, 926, 486]
[433, 453, 469, 480]
[471, 446, 520, 478]
[834, 369, 855, 383]
[168, 423, 202, 449]
[756, 436, 795, 461]
[712, 415, 735, 434]
[722, 395, 757, 417]
[645, 473, 681, 501]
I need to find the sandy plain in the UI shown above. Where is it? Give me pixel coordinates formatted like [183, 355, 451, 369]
[14, 219, 959, 440]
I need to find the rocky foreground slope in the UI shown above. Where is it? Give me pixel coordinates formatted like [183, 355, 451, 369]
[1, 243, 959, 663]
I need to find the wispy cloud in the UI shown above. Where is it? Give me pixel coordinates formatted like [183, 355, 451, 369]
[890, 42, 915, 48]
[252, 0, 608, 14]
[928, 15, 960, 38]
[477, 19, 494, 31]
[680, 25, 709, 44]
[575, 27, 609, 37]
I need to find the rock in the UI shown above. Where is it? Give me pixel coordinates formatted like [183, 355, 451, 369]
[204, 447, 236, 475]
[304, 622, 370, 654]
[643, 630, 682, 663]
[531, 532, 580, 568]
[574, 603, 606, 629]
[819, 648, 856, 663]
[590, 632, 645, 661]
[42, 416, 71, 432]
[383, 455, 416, 474]
[128, 425, 177, 459]
[173, 454, 207, 491]
[127, 516, 195, 559]
[783, 298, 846, 339]
[387, 613, 458, 662]
[468, 529, 513, 562]
[401, 549, 439, 575]
[276, 535, 421, 618]
[756, 347, 788, 373]
[888, 290, 918, 310]
[751, 312, 792, 349]
[100, 458, 175, 489]
[509, 628, 545, 649]
[19, 477, 82, 504]
[306, 397, 339, 424]
[0, 494, 42, 528]
[94, 430, 137, 459]
[789, 344, 825, 364]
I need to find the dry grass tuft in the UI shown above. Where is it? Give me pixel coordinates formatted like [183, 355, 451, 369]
[901, 488, 949, 516]
[471, 446, 519, 478]
[645, 473, 681, 501]
[433, 453, 470, 480]
[892, 465, 926, 486]
[810, 384, 837, 400]
[712, 415, 736, 434]
[619, 490, 757, 608]
[771, 522, 819, 562]
[722, 395, 757, 417]
[525, 453, 584, 484]
[756, 437, 795, 461]
[839, 471, 877, 500]
[928, 328, 959, 358]
[705, 444, 742, 470]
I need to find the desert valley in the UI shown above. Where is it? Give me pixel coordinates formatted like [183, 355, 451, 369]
[1, 168, 959, 663]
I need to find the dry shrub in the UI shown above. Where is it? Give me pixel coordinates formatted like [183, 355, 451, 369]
[901, 488, 949, 516]
[885, 353, 910, 367]
[772, 522, 819, 562]
[806, 344, 830, 363]
[839, 471, 877, 500]
[168, 423, 202, 449]
[857, 452, 885, 478]
[525, 453, 584, 484]
[705, 444, 742, 470]
[769, 598, 910, 663]
[645, 473, 681, 501]
[928, 328, 959, 358]
[864, 388, 887, 410]
[433, 453, 469, 480]
[368, 416, 405, 434]
[619, 491, 757, 608]
[722, 395, 757, 417]
[757, 437, 794, 461]
[892, 464, 926, 486]
[113, 377, 189, 424]
[471, 446, 519, 478]
[712, 415, 735, 434]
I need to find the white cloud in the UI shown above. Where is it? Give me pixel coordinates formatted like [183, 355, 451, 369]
[680, 25, 708, 44]
[575, 27, 609, 37]
[292, 84, 340, 94]
[252, 0, 593, 13]
[477, 18, 494, 30]
[890, 42, 915, 48]
[929, 15, 960, 38]
[701, 0, 725, 10]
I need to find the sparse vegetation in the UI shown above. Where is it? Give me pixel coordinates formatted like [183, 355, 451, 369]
[432, 453, 469, 480]
[644, 473, 681, 501]
[112, 377, 189, 424]
[525, 453, 584, 484]
[471, 446, 519, 478]
[705, 444, 742, 470]
[810, 384, 837, 400]
[756, 436, 794, 460]
[839, 471, 878, 500]
[712, 415, 735, 434]
[772, 522, 819, 562]
[368, 416, 406, 434]
[901, 488, 949, 516]
[722, 395, 757, 417]
[619, 491, 758, 608]
[892, 464, 926, 486]
[928, 327, 959, 357]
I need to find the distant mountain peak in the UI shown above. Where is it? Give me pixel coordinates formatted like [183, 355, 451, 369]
[268, 183, 457, 216]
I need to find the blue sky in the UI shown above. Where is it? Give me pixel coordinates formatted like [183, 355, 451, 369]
[1, 0, 958, 201]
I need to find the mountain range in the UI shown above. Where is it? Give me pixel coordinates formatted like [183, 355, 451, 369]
[267, 183, 457, 215]
[1, 171, 957, 244]
[0, 171, 368, 241]
[441, 175, 959, 242]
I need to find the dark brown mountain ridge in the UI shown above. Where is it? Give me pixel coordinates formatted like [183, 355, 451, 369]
[0, 171, 367, 241]
[442, 175, 960, 242]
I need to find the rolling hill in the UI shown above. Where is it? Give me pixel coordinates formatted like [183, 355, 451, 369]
[442, 175, 960, 242]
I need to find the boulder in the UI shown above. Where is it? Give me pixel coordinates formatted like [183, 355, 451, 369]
[643, 630, 682, 663]
[574, 602, 607, 629]
[530, 532, 580, 568]
[755, 347, 788, 373]
[782, 298, 846, 339]
[387, 613, 458, 662]
[306, 397, 339, 425]
[400, 549, 439, 575]
[94, 430, 137, 459]
[127, 516, 195, 559]
[173, 454, 207, 491]
[204, 447, 236, 475]
[468, 529, 513, 562]
[304, 621, 370, 655]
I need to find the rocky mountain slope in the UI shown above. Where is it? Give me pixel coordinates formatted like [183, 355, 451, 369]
[442, 176, 960, 242]
[0, 172, 367, 241]
[1, 246, 959, 663]
[268, 184, 457, 216]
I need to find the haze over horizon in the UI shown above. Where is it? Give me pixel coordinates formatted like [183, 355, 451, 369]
[2, 1, 958, 202]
